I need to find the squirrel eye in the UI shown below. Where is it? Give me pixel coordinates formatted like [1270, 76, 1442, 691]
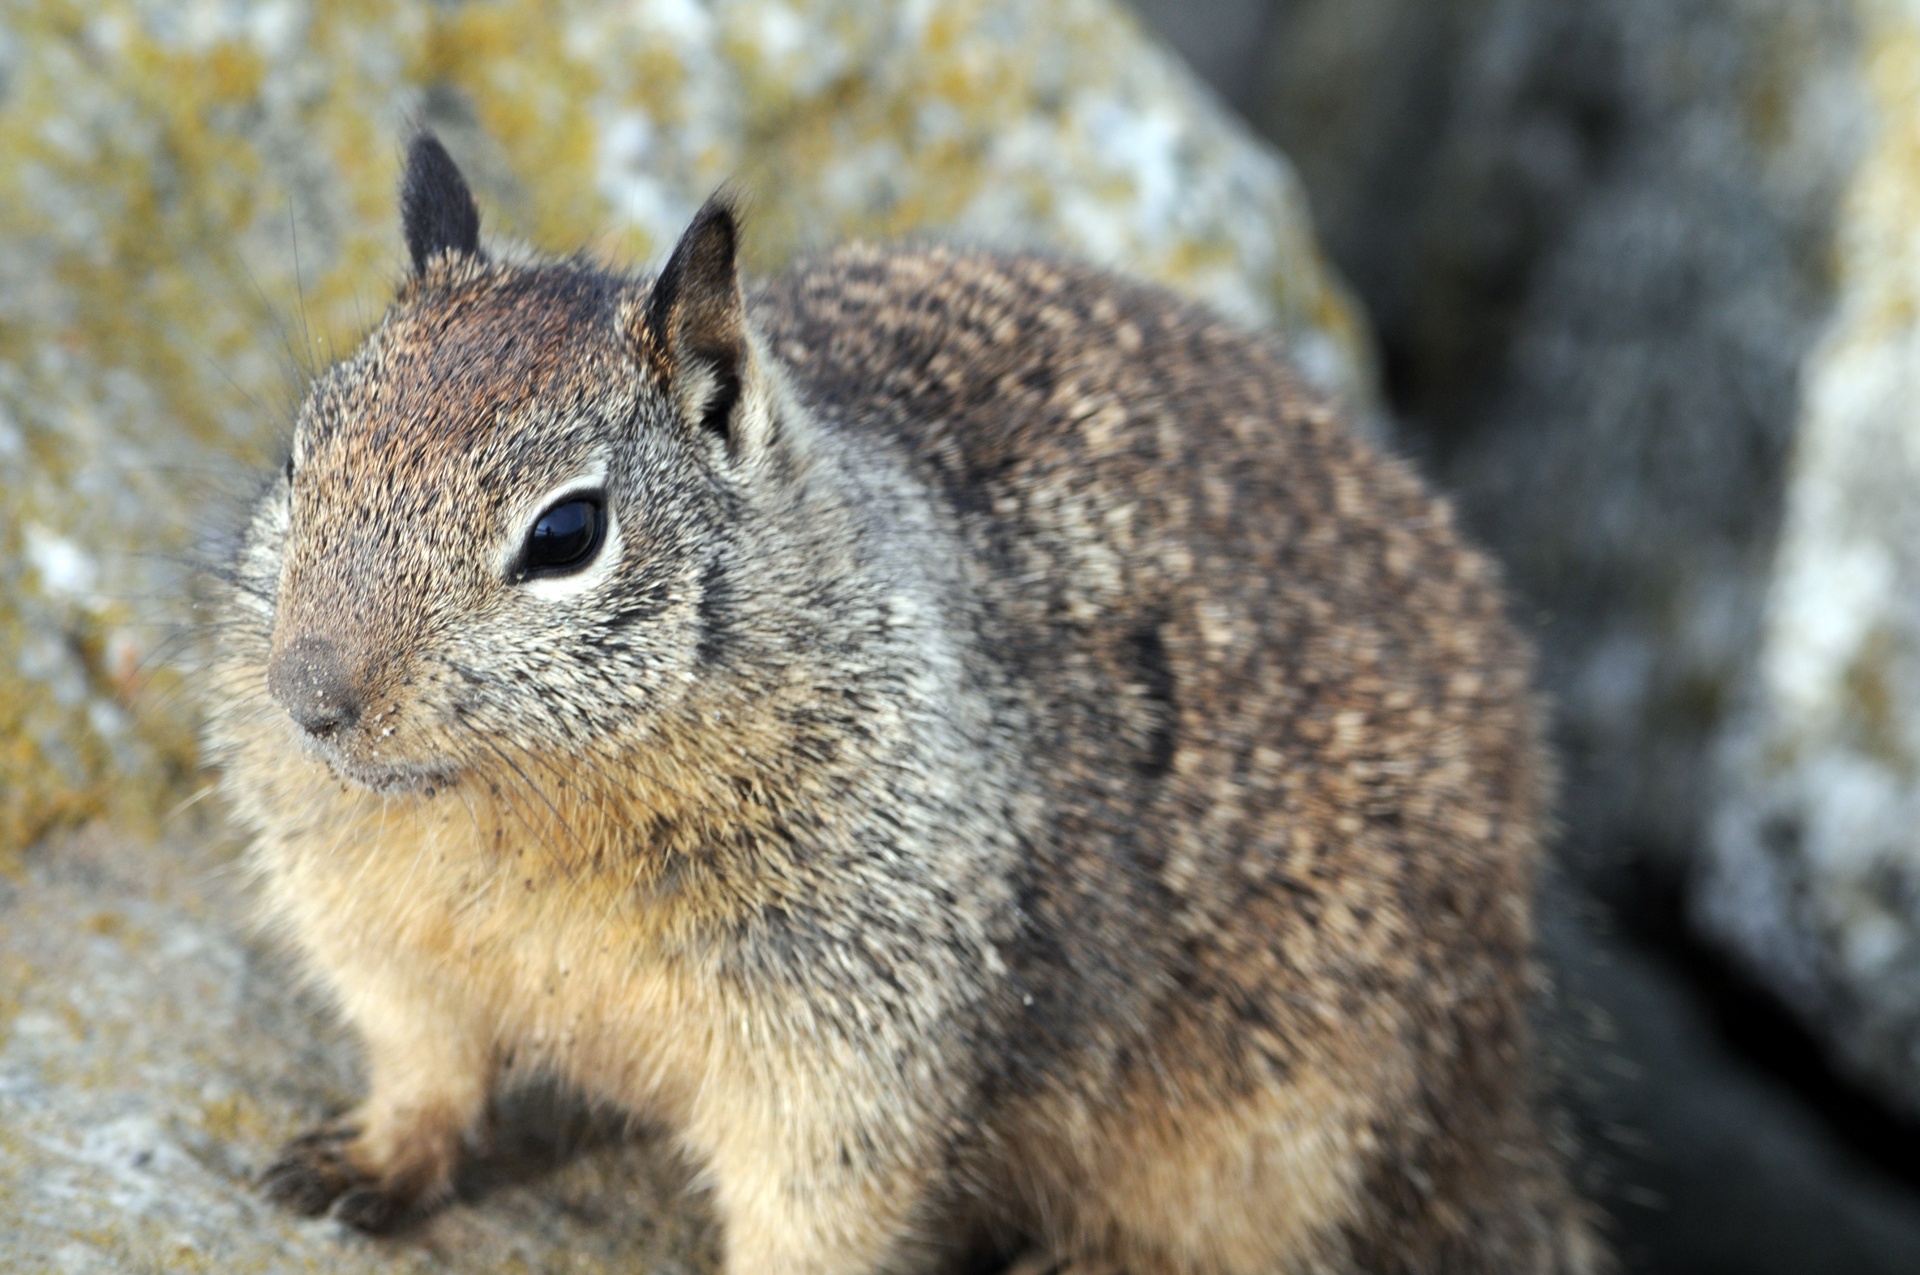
[521, 495, 605, 579]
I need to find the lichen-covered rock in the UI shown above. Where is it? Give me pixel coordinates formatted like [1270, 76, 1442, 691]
[0, 0, 1372, 863]
[1702, 5, 1920, 1112]
[0, 825, 719, 1273]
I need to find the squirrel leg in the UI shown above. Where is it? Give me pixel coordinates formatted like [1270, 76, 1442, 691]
[702, 1111, 943, 1275]
[261, 965, 493, 1232]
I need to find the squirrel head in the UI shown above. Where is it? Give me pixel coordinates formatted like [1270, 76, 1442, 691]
[257, 132, 792, 795]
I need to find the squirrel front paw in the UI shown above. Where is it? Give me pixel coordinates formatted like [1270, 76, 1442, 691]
[259, 1107, 470, 1232]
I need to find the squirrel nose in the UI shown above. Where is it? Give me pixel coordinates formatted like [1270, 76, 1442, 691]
[268, 635, 364, 738]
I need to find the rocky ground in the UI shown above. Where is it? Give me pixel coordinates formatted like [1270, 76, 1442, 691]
[1140, 0, 1920, 1128]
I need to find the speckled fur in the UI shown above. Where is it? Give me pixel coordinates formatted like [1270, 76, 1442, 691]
[206, 142, 1604, 1274]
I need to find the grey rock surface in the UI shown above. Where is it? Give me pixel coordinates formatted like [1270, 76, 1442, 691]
[1701, 1, 1920, 1112]
[0, 824, 719, 1274]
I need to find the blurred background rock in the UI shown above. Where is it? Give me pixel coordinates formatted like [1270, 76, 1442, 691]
[7, 0, 1920, 1271]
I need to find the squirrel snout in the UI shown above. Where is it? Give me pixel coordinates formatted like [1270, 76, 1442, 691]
[268, 635, 364, 739]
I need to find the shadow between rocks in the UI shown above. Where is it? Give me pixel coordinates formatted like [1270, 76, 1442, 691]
[1543, 873, 1920, 1275]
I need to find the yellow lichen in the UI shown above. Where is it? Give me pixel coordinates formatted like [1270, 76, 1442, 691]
[1843, 626, 1909, 769]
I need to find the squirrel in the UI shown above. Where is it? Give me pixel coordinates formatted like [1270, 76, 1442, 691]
[205, 132, 1605, 1274]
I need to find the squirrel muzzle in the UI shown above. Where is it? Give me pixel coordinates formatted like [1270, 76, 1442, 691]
[264, 602, 452, 791]
[267, 634, 365, 739]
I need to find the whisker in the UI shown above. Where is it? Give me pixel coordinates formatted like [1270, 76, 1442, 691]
[233, 224, 311, 393]
[169, 782, 221, 819]
[476, 734, 587, 877]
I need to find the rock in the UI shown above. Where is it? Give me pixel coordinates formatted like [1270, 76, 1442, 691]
[1701, 6, 1920, 1113]
[0, 824, 720, 1272]
[0, 0, 1373, 863]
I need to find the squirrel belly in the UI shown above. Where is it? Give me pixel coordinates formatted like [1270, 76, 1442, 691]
[204, 132, 1606, 1274]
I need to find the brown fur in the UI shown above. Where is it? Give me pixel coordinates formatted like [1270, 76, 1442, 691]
[205, 138, 1605, 1273]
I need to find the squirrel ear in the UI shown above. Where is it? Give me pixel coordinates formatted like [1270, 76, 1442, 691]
[400, 131, 482, 272]
[643, 195, 758, 457]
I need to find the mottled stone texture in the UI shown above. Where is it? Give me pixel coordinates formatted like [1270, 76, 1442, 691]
[1703, 3, 1920, 1112]
[0, 825, 719, 1273]
[0, 0, 1371, 862]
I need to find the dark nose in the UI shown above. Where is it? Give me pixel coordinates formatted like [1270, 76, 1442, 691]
[267, 635, 363, 738]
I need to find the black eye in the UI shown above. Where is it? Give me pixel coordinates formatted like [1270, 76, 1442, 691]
[521, 495, 606, 579]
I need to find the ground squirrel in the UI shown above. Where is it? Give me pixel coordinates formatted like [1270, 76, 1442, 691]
[205, 133, 1603, 1273]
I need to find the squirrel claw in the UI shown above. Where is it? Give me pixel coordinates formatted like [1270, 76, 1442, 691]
[259, 1131, 360, 1216]
[259, 1118, 450, 1233]
[331, 1184, 404, 1233]
[283, 1122, 359, 1150]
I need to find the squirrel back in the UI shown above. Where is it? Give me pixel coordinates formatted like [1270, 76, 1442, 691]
[207, 134, 1603, 1273]
[764, 244, 1584, 1267]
